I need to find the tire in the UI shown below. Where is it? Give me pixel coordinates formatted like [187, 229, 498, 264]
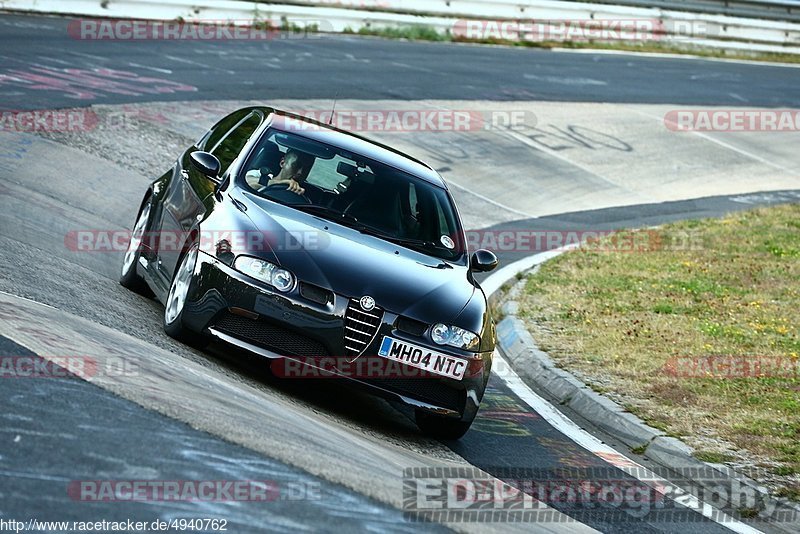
[120, 197, 154, 297]
[163, 243, 207, 347]
[415, 409, 475, 440]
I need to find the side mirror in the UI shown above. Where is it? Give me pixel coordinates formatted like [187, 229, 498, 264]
[470, 249, 499, 273]
[190, 151, 221, 183]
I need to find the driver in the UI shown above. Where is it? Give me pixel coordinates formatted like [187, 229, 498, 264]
[267, 149, 311, 194]
[245, 149, 312, 204]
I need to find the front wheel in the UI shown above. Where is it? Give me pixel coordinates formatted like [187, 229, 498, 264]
[163, 243, 206, 347]
[415, 409, 475, 440]
[120, 198, 154, 297]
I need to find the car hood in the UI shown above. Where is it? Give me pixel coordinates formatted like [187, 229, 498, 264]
[238, 191, 475, 323]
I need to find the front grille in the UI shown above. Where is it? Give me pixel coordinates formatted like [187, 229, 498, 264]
[343, 299, 383, 358]
[365, 378, 465, 412]
[214, 312, 329, 358]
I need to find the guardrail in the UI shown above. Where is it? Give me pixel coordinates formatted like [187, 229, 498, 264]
[577, 0, 800, 23]
[2, 0, 799, 54]
[261, 0, 800, 23]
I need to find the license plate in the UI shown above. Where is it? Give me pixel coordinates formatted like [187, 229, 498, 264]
[378, 336, 466, 380]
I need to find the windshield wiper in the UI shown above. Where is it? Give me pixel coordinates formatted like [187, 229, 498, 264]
[291, 205, 362, 226]
[359, 231, 444, 251]
[365, 233, 459, 265]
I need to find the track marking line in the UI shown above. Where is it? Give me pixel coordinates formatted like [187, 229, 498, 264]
[549, 48, 800, 69]
[390, 61, 435, 73]
[484, 254, 763, 534]
[634, 108, 800, 178]
[127, 62, 173, 74]
[65, 51, 109, 63]
[0, 290, 56, 309]
[444, 177, 535, 219]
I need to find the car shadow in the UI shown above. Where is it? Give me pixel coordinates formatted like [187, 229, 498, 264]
[202, 338, 423, 439]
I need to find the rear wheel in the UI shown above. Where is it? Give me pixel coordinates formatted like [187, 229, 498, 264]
[415, 409, 474, 440]
[163, 243, 206, 347]
[120, 198, 154, 297]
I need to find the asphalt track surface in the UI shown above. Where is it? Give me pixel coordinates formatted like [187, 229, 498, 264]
[1, 11, 799, 534]
[0, 336, 440, 532]
[0, 14, 799, 111]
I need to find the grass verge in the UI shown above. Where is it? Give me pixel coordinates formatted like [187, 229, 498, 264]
[517, 204, 800, 496]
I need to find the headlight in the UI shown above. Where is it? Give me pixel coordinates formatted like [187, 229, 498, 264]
[431, 323, 480, 351]
[234, 256, 294, 293]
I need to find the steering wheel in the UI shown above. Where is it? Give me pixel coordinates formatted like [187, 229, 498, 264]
[264, 183, 311, 204]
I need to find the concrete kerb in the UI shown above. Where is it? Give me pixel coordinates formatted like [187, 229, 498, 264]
[493, 253, 800, 528]
[496, 279, 665, 451]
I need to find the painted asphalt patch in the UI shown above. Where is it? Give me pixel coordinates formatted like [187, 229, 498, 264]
[1, 13, 799, 110]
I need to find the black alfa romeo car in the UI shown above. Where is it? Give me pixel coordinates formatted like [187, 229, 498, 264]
[120, 107, 499, 439]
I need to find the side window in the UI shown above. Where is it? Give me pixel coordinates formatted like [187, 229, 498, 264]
[211, 112, 262, 175]
[197, 109, 251, 151]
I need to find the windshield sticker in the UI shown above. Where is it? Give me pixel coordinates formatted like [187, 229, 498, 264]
[440, 235, 455, 249]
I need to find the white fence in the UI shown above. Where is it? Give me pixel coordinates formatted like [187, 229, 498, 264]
[2, 0, 799, 54]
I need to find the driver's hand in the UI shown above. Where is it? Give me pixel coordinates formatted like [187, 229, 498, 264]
[286, 179, 305, 195]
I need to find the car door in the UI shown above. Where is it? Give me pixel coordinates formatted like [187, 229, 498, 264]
[156, 110, 263, 283]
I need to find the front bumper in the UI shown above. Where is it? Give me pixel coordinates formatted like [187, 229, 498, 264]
[182, 251, 492, 422]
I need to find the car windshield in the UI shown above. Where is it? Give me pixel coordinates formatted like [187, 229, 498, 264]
[240, 129, 465, 261]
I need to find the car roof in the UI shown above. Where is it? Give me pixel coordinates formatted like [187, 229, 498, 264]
[251, 107, 447, 189]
